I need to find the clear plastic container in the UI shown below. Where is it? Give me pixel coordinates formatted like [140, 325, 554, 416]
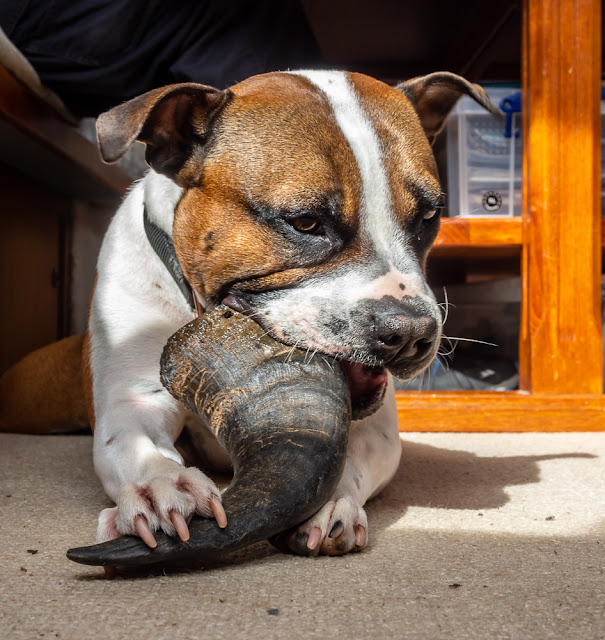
[447, 87, 605, 217]
[446, 88, 522, 217]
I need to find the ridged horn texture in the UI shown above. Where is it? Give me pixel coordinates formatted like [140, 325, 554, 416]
[67, 306, 351, 568]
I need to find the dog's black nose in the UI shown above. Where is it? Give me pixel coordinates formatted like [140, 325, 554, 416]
[369, 299, 438, 363]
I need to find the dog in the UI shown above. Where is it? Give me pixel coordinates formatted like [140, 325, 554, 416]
[85, 69, 495, 555]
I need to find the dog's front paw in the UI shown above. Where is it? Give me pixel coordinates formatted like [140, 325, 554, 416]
[96, 466, 226, 546]
[271, 496, 368, 557]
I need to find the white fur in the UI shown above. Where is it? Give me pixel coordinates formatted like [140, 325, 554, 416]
[293, 70, 406, 264]
[257, 266, 440, 360]
[89, 173, 226, 533]
[90, 170, 401, 549]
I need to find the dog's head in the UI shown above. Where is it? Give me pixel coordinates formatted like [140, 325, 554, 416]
[97, 71, 496, 417]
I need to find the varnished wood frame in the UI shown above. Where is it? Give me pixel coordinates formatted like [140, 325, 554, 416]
[396, 0, 605, 431]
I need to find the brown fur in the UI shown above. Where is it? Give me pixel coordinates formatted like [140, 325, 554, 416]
[81, 332, 95, 432]
[397, 71, 499, 144]
[172, 73, 381, 300]
[0, 334, 89, 433]
[96, 71, 491, 304]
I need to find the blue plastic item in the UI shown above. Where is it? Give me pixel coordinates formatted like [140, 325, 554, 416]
[500, 88, 605, 139]
[499, 92, 522, 139]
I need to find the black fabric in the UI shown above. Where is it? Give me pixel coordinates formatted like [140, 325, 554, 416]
[143, 205, 194, 310]
[1, 0, 322, 116]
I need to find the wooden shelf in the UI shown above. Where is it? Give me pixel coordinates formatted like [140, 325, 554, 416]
[435, 217, 522, 247]
[396, 391, 605, 432]
[432, 214, 605, 256]
[431, 217, 522, 258]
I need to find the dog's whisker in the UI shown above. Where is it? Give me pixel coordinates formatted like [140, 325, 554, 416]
[425, 362, 434, 386]
[441, 335, 456, 348]
[438, 343, 457, 358]
[445, 336, 498, 347]
[286, 340, 301, 363]
[320, 356, 335, 372]
[437, 349, 454, 365]
[435, 354, 450, 372]
[253, 328, 273, 341]
[439, 287, 453, 326]
[416, 367, 426, 392]
[438, 336, 455, 354]
[230, 310, 263, 321]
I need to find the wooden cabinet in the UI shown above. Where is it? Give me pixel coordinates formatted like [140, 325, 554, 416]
[0, 65, 129, 373]
[396, 0, 605, 431]
[0, 163, 68, 372]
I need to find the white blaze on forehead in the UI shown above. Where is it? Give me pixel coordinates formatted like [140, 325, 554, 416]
[291, 70, 405, 260]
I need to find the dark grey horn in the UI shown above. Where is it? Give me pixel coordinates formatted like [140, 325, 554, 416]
[66, 306, 351, 568]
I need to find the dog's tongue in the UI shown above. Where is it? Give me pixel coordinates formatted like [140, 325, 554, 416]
[340, 361, 388, 420]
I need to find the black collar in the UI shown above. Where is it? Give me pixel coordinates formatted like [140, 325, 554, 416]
[143, 205, 195, 310]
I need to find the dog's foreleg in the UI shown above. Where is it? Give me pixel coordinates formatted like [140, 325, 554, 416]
[93, 388, 228, 545]
[90, 320, 227, 547]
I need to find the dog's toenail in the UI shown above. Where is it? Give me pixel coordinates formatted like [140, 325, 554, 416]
[295, 532, 308, 548]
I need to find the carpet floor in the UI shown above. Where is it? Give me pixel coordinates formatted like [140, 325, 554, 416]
[1, 431, 604, 639]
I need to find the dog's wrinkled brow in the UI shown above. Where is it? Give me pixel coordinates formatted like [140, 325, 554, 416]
[405, 178, 444, 210]
[248, 192, 341, 220]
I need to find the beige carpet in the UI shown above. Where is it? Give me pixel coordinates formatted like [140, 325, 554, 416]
[1, 431, 604, 639]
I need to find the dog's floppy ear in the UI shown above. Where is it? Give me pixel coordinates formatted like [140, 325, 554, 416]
[96, 83, 232, 179]
[397, 72, 501, 145]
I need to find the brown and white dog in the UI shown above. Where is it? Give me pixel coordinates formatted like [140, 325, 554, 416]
[86, 70, 494, 555]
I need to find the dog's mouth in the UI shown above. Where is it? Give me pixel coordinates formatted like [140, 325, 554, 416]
[339, 361, 388, 420]
[223, 293, 388, 421]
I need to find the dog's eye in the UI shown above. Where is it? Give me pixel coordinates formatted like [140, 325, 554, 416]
[290, 216, 325, 235]
[415, 207, 441, 241]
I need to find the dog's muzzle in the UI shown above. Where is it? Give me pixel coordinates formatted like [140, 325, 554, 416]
[223, 292, 439, 420]
[357, 296, 440, 380]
